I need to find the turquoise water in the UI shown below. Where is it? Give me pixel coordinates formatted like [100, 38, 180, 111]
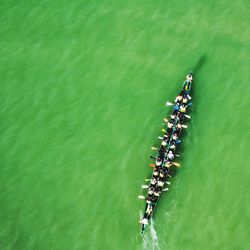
[0, 1, 250, 249]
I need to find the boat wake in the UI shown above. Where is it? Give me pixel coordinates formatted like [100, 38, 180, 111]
[142, 219, 161, 250]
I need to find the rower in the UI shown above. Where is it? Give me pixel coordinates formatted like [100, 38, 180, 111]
[157, 180, 164, 187]
[176, 111, 184, 121]
[176, 123, 182, 134]
[167, 150, 174, 160]
[177, 123, 182, 129]
[159, 171, 164, 178]
[146, 204, 153, 215]
[164, 161, 172, 168]
[162, 140, 167, 147]
[155, 158, 162, 167]
[180, 105, 186, 113]
[154, 190, 160, 197]
[151, 178, 157, 185]
[148, 188, 154, 194]
[153, 170, 159, 177]
[173, 133, 179, 141]
[186, 73, 193, 82]
[140, 218, 149, 225]
[169, 141, 176, 150]
[173, 103, 180, 112]
[163, 133, 169, 139]
[182, 97, 188, 104]
[175, 95, 183, 103]
[167, 121, 173, 129]
[158, 147, 165, 159]
[173, 132, 181, 142]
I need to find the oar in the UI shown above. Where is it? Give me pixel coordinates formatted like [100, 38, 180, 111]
[181, 125, 188, 128]
[166, 102, 173, 106]
[165, 181, 171, 185]
[149, 163, 155, 167]
[141, 185, 149, 189]
[173, 162, 180, 167]
[184, 114, 191, 119]
[163, 188, 169, 192]
[145, 179, 151, 182]
[164, 118, 168, 123]
[138, 195, 145, 200]
[151, 146, 158, 151]
[158, 136, 163, 140]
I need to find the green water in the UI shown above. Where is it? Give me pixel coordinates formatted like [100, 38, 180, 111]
[1, 1, 250, 249]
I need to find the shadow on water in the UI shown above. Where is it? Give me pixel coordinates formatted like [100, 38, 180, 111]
[193, 54, 206, 75]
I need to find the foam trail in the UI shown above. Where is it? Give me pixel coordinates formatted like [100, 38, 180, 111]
[141, 219, 161, 250]
[149, 219, 160, 250]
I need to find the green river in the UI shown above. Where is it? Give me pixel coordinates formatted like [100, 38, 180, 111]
[0, 1, 250, 249]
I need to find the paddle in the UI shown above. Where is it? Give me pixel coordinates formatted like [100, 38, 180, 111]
[166, 101, 173, 106]
[138, 195, 145, 200]
[151, 146, 158, 151]
[173, 162, 180, 167]
[141, 185, 149, 189]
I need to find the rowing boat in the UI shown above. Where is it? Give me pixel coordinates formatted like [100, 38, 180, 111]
[139, 71, 193, 235]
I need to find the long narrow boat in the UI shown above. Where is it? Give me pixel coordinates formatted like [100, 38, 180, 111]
[139, 71, 193, 235]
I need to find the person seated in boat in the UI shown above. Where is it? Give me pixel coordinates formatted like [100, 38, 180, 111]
[175, 123, 182, 134]
[161, 140, 167, 148]
[164, 160, 172, 168]
[180, 104, 186, 113]
[173, 133, 179, 141]
[158, 147, 165, 159]
[146, 204, 153, 215]
[167, 150, 174, 160]
[153, 170, 159, 177]
[163, 133, 169, 139]
[154, 190, 160, 197]
[148, 188, 154, 196]
[159, 171, 165, 178]
[140, 218, 149, 225]
[175, 95, 183, 103]
[186, 73, 193, 82]
[182, 97, 188, 104]
[169, 141, 176, 150]
[173, 103, 180, 112]
[176, 111, 184, 120]
[155, 158, 162, 167]
[157, 180, 164, 187]
[167, 121, 173, 129]
[170, 114, 176, 120]
[151, 178, 157, 186]
[173, 133, 181, 144]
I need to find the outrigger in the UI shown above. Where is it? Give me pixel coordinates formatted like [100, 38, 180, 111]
[139, 71, 193, 235]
